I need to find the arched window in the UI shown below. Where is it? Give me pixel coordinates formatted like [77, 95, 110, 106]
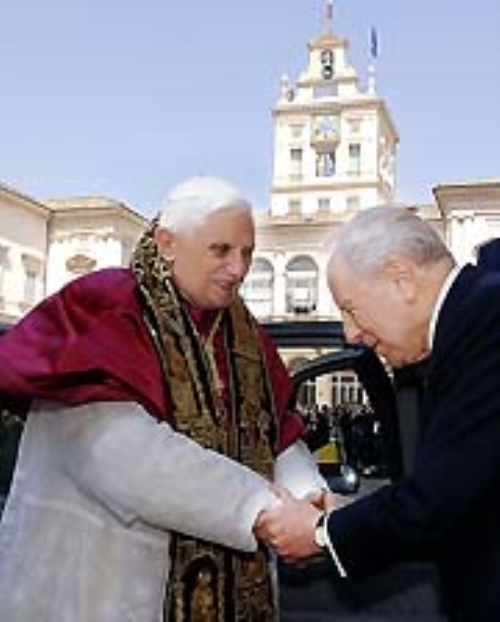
[285, 256, 318, 314]
[241, 257, 274, 318]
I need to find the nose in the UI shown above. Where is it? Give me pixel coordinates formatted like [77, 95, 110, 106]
[226, 251, 250, 281]
[342, 313, 364, 345]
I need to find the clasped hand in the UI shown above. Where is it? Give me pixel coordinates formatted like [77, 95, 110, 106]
[254, 487, 344, 563]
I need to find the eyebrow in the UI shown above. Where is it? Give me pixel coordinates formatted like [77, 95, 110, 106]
[339, 297, 355, 311]
[208, 241, 254, 250]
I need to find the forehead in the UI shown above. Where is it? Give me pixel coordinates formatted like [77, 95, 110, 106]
[183, 207, 254, 242]
[328, 256, 373, 303]
[328, 255, 354, 292]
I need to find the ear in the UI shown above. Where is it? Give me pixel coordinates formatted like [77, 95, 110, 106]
[383, 255, 418, 302]
[154, 226, 176, 262]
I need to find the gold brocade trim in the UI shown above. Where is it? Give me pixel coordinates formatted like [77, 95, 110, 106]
[168, 540, 276, 622]
[130, 223, 278, 621]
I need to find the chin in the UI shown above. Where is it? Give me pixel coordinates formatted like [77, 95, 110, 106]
[381, 353, 406, 368]
[217, 289, 237, 306]
[207, 295, 233, 310]
[390, 360, 405, 369]
[391, 354, 421, 369]
[220, 296, 235, 308]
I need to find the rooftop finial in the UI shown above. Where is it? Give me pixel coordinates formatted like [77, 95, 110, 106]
[326, 0, 334, 32]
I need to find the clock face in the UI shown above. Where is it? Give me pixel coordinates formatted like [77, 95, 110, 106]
[316, 116, 337, 135]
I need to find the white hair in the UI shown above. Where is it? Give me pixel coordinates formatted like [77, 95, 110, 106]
[158, 176, 252, 232]
[328, 205, 454, 276]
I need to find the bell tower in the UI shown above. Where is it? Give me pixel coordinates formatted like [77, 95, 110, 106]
[270, 0, 399, 217]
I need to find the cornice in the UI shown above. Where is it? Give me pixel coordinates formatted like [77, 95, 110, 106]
[0, 181, 50, 216]
[433, 180, 500, 214]
[45, 196, 148, 227]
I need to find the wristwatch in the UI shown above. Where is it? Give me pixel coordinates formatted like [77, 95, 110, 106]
[314, 512, 328, 550]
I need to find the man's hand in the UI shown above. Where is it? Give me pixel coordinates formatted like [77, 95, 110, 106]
[255, 487, 352, 562]
[254, 487, 323, 562]
[304, 488, 350, 512]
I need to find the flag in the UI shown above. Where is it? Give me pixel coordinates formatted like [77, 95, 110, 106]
[370, 27, 379, 59]
[326, 0, 333, 23]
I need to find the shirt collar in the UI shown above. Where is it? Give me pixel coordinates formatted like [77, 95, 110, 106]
[428, 265, 461, 350]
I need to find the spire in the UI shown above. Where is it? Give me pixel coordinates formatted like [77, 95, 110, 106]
[325, 0, 334, 33]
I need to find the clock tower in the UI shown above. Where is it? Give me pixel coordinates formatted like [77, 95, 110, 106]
[270, 0, 399, 217]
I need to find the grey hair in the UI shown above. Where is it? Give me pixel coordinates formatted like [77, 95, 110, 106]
[329, 205, 454, 276]
[158, 175, 252, 232]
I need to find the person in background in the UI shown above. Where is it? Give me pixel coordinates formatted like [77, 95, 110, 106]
[0, 176, 329, 622]
[256, 206, 500, 622]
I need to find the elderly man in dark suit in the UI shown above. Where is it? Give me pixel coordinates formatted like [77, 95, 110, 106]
[256, 207, 500, 622]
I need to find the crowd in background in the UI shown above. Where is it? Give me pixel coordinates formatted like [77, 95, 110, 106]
[302, 402, 388, 478]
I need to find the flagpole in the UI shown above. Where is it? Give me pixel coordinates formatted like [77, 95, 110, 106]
[368, 26, 378, 94]
[326, 0, 333, 33]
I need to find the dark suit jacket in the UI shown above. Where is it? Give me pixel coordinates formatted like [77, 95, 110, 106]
[476, 237, 500, 271]
[327, 263, 500, 621]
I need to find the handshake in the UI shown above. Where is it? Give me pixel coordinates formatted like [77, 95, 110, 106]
[254, 486, 349, 563]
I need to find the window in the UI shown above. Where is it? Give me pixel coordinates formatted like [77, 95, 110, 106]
[288, 356, 316, 410]
[316, 152, 336, 177]
[290, 148, 303, 181]
[121, 237, 134, 265]
[0, 246, 8, 302]
[320, 48, 335, 80]
[318, 197, 331, 213]
[346, 195, 360, 211]
[331, 371, 366, 407]
[285, 256, 318, 314]
[297, 378, 317, 411]
[313, 84, 337, 99]
[24, 270, 37, 306]
[288, 199, 302, 215]
[21, 254, 43, 307]
[348, 143, 361, 175]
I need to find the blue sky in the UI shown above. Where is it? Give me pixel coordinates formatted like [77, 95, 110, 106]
[0, 0, 499, 217]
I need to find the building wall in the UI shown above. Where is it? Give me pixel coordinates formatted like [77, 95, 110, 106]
[0, 185, 49, 323]
[0, 190, 147, 322]
[245, 181, 500, 328]
[44, 199, 146, 295]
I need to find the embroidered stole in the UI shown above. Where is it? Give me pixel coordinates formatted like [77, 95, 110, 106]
[131, 224, 279, 621]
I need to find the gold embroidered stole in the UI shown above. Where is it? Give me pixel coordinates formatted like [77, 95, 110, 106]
[131, 224, 278, 621]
